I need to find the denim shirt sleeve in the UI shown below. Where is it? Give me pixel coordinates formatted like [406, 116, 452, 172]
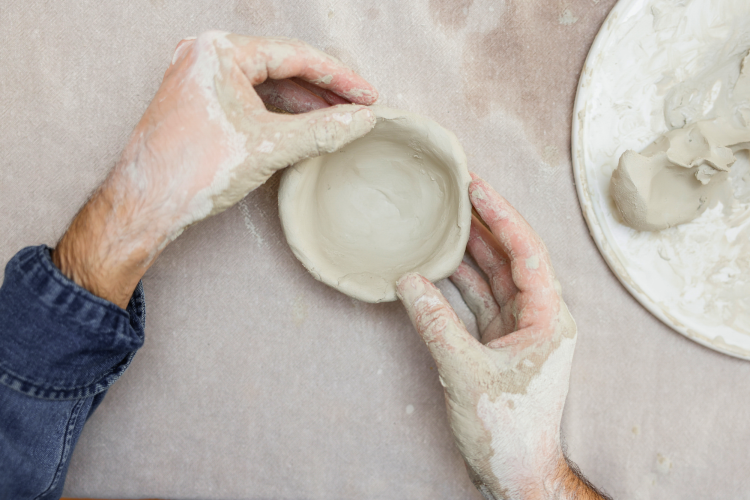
[0, 245, 145, 500]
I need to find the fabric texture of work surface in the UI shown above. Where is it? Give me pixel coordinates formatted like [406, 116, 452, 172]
[1, 0, 748, 498]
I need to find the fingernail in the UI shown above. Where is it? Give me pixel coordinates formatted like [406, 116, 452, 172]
[355, 107, 374, 122]
[344, 87, 378, 104]
[396, 273, 427, 304]
[349, 108, 375, 136]
[469, 184, 489, 203]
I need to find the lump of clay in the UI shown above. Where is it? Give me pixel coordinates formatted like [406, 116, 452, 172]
[610, 115, 750, 231]
[278, 105, 472, 303]
[611, 51, 750, 231]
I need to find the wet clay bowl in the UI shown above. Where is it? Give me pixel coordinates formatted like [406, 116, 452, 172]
[278, 105, 472, 303]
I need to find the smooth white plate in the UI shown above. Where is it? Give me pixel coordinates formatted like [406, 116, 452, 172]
[572, 0, 750, 358]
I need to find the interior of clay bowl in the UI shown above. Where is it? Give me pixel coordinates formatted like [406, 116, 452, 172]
[278, 105, 472, 303]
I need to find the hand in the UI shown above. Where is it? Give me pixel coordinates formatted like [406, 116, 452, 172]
[397, 175, 606, 499]
[53, 32, 378, 308]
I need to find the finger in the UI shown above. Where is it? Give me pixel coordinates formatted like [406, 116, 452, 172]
[290, 77, 352, 106]
[449, 262, 505, 344]
[397, 273, 486, 378]
[466, 217, 518, 307]
[254, 78, 330, 113]
[486, 325, 551, 355]
[449, 262, 499, 330]
[212, 52, 376, 181]
[469, 174, 555, 294]
[260, 104, 376, 173]
[225, 34, 378, 104]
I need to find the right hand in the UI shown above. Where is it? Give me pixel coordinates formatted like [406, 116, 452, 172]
[397, 174, 587, 499]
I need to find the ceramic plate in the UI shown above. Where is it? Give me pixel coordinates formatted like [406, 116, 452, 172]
[572, 0, 750, 358]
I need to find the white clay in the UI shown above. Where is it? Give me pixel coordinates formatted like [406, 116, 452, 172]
[611, 114, 750, 231]
[611, 51, 750, 231]
[575, 0, 750, 353]
[278, 106, 472, 303]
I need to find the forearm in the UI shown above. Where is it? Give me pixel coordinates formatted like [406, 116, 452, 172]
[52, 173, 166, 309]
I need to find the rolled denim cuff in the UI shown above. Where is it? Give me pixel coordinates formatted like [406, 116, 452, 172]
[0, 245, 145, 400]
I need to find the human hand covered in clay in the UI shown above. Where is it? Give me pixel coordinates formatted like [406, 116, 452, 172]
[115, 31, 376, 244]
[53, 32, 377, 307]
[397, 175, 606, 500]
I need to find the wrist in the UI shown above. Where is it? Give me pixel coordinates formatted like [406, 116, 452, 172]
[478, 452, 569, 500]
[52, 183, 165, 308]
[546, 456, 610, 500]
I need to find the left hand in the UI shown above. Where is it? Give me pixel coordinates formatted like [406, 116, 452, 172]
[53, 32, 378, 307]
[108, 31, 378, 248]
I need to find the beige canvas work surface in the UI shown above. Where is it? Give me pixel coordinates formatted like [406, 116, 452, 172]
[1, 0, 749, 498]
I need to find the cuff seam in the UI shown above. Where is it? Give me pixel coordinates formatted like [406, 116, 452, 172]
[34, 245, 132, 316]
[0, 351, 137, 401]
[14, 246, 132, 334]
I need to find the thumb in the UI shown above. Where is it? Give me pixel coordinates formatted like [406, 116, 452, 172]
[397, 273, 487, 388]
[268, 104, 376, 169]
[170, 37, 196, 66]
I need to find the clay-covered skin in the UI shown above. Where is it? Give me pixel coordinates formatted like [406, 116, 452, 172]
[52, 32, 379, 308]
[611, 52, 750, 231]
[397, 175, 596, 499]
[279, 106, 472, 303]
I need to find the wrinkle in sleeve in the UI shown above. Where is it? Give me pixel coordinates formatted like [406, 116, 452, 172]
[0, 245, 147, 499]
[0, 245, 146, 400]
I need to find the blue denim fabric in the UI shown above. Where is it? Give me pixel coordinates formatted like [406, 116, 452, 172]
[0, 245, 145, 500]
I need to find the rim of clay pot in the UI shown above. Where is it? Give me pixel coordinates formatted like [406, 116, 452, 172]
[278, 105, 472, 303]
